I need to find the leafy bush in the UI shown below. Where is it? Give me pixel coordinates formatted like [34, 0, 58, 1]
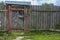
[55, 24, 60, 29]
[0, 32, 5, 36]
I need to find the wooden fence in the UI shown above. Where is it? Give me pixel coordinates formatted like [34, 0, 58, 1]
[28, 6, 60, 31]
[0, 4, 8, 32]
[0, 5, 60, 32]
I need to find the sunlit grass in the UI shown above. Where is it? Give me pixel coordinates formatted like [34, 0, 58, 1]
[0, 32, 60, 40]
[0, 32, 24, 40]
[22, 33, 60, 40]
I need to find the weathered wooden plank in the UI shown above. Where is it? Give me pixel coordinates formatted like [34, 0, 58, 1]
[0, 10, 8, 12]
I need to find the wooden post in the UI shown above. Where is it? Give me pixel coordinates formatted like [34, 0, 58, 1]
[24, 7, 28, 33]
[7, 5, 11, 34]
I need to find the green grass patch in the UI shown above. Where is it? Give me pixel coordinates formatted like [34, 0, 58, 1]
[31, 34, 60, 40]
[22, 33, 60, 40]
[0, 32, 60, 40]
[0, 32, 24, 40]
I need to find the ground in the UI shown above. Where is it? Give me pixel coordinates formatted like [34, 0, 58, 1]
[22, 33, 60, 40]
[0, 32, 60, 40]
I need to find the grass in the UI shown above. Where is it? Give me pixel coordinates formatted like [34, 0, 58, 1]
[31, 34, 60, 40]
[0, 32, 60, 40]
[0, 32, 24, 40]
[22, 32, 60, 40]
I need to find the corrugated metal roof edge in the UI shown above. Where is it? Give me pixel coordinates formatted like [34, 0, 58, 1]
[5, 1, 31, 5]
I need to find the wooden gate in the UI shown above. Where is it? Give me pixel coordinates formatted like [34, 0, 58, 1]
[6, 5, 29, 33]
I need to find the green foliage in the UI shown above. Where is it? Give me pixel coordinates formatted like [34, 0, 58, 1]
[0, 1, 5, 10]
[0, 32, 5, 36]
[55, 24, 60, 29]
[0, 1, 4, 5]
[32, 25, 40, 33]
[41, 3, 54, 7]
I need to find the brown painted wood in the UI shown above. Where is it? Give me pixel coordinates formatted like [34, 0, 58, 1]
[7, 5, 11, 34]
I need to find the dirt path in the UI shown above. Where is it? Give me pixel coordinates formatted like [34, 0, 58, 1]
[13, 36, 24, 40]
[13, 36, 32, 40]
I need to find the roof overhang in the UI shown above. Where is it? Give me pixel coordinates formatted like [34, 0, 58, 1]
[5, 1, 31, 6]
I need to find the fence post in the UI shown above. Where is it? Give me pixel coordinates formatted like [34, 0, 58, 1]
[7, 5, 11, 34]
[24, 7, 28, 33]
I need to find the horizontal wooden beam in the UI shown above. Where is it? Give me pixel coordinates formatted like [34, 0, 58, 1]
[11, 8, 24, 11]
[32, 10, 60, 12]
[29, 29, 60, 32]
[0, 10, 8, 12]
[11, 6, 24, 8]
